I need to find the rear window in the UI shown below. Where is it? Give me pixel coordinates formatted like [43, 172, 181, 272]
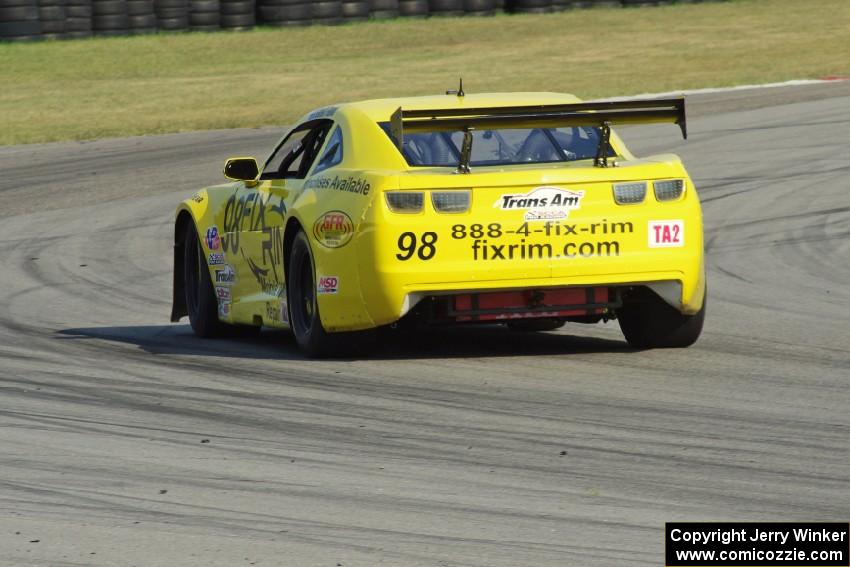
[380, 124, 613, 167]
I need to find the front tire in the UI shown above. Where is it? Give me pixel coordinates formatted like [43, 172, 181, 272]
[183, 222, 227, 338]
[618, 287, 705, 349]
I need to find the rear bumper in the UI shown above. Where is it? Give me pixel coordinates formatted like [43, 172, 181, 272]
[359, 267, 704, 328]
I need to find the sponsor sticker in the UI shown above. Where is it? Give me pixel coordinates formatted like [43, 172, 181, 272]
[307, 106, 337, 120]
[313, 211, 354, 248]
[494, 186, 584, 221]
[648, 220, 684, 248]
[208, 252, 225, 266]
[317, 276, 339, 295]
[215, 285, 231, 302]
[280, 299, 289, 324]
[265, 301, 280, 322]
[205, 226, 221, 251]
[304, 175, 371, 196]
[218, 300, 230, 317]
[214, 264, 236, 285]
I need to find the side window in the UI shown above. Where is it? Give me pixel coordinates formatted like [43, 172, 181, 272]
[260, 120, 333, 180]
[312, 127, 343, 175]
[261, 127, 310, 180]
[297, 123, 332, 178]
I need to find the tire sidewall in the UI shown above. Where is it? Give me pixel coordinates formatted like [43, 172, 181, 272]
[288, 231, 328, 354]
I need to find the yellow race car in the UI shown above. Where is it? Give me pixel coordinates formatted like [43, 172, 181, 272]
[171, 89, 705, 356]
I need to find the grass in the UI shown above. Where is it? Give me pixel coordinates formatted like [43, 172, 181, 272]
[1, 0, 848, 145]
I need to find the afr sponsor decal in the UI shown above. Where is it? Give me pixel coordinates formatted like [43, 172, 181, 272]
[313, 211, 354, 248]
[205, 226, 221, 251]
[648, 220, 684, 248]
[494, 186, 584, 221]
[317, 276, 339, 295]
[208, 252, 225, 266]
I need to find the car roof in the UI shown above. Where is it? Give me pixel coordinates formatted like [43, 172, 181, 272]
[331, 92, 584, 122]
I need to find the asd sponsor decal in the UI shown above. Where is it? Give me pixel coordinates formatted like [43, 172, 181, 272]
[215, 285, 231, 302]
[205, 226, 221, 250]
[648, 220, 684, 248]
[317, 276, 339, 295]
[313, 211, 354, 248]
[208, 252, 225, 266]
[494, 186, 584, 221]
[214, 264, 236, 285]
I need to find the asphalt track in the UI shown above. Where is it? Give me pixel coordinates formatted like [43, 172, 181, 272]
[0, 82, 848, 567]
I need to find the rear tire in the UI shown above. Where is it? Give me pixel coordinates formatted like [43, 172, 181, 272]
[618, 287, 705, 349]
[287, 230, 374, 358]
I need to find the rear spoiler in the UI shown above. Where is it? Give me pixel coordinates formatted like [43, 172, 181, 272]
[389, 97, 687, 171]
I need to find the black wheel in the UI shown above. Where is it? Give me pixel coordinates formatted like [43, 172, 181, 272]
[341, 0, 368, 17]
[184, 222, 228, 338]
[220, 12, 255, 25]
[0, 4, 37, 18]
[128, 13, 157, 27]
[0, 20, 41, 37]
[618, 287, 705, 349]
[220, 0, 253, 13]
[65, 19, 92, 31]
[189, 0, 218, 9]
[463, 0, 493, 11]
[287, 231, 374, 358]
[189, 10, 219, 23]
[311, 0, 341, 17]
[92, 0, 127, 13]
[66, 5, 92, 17]
[127, 0, 155, 14]
[288, 231, 329, 356]
[157, 15, 189, 28]
[93, 13, 129, 28]
[397, 0, 427, 15]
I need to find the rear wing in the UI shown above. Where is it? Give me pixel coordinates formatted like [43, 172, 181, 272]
[388, 97, 687, 171]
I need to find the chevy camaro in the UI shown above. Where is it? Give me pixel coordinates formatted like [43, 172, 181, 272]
[171, 90, 706, 356]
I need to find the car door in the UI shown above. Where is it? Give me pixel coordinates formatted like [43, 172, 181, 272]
[234, 119, 334, 326]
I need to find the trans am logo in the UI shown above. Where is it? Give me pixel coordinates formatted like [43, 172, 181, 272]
[205, 226, 221, 250]
[494, 186, 584, 221]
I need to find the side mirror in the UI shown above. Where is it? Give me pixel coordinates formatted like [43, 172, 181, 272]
[223, 157, 259, 182]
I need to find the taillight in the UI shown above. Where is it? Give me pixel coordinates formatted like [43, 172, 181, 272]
[653, 179, 685, 201]
[613, 182, 647, 205]
[431, 190, 471, 213]
[385, 191, 424, 213]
